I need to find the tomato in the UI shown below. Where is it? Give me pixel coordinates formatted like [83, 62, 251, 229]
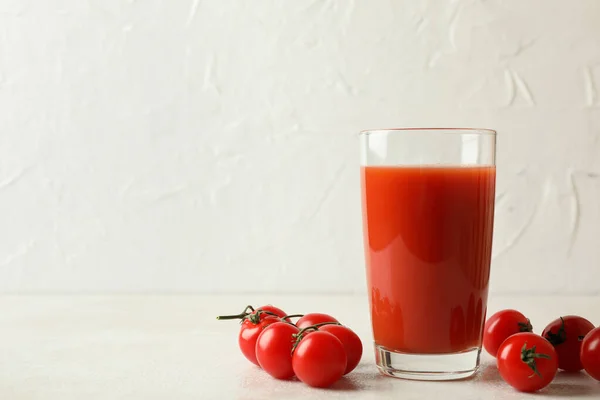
[319, 324, 363, 374]
[497, 333, 558, 393]
[292, 331, 347, 388]
[483, 309, 532, 357]
[542, 315, 594, 372]
[581, 326, 600, 381]
[296, 313, 339, 329]
[218, 305, 286, 366]
[238, 315, 281, 366]
[255, 322, 300, 379]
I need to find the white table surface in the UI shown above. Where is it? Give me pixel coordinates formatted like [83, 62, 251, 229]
[1, 294, 599, 399]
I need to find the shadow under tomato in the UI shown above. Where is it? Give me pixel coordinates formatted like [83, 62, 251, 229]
[539, 382, 600, 397]
[328, 371, 382, 391]
[477, 363, 503, 383]
[328, 377, 361, 391]
[476, 363, 600, 397]
[556, 370, 587, 378]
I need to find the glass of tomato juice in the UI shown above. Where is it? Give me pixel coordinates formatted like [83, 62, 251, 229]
[360, 128, 496, 380]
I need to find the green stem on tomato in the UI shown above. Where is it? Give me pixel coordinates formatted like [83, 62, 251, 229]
[291, 321, 342, 353]
[216, 305, 255, 320]
[296, 321, 341, 335]
[282, 314, 304, 320]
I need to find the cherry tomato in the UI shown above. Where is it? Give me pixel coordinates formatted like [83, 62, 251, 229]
[296, 313, 339, 329]
[238, 315, 281, 366]
[542, 315, 594, 372]
[497, 333, 558, 393]
[218, 305, 286, 366]
[256, 322, 300, 379]
[292, 331, 347, 388]
[319, 324, 363, 374]
[483, 309, 532, 357]
[581, 326, 600, 381]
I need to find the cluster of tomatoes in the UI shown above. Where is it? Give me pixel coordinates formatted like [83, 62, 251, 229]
[217, 304, 363, 388]
[483, 309, 600, 392]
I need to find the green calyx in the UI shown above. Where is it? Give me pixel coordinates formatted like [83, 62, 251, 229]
[245, 309, 282, 324]
[518, 319, 533, 333]
[521, 342, 551, 378]
[544, 317, 566, 346]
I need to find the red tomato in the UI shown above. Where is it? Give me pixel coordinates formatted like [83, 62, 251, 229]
[581, 327, 600, 381]
[497, 333, 558, 393]
[296, 313, 339, 329]
[483, 309, 532, 357]
[256, 322, 300, 379]
[292, 331, 347, 388]
[542, 315, 594, 372]
[218, 305, 286, 366]
[238, 315, 281, 366]
[319, 325, 363, 374]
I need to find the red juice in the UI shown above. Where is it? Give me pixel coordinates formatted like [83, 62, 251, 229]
[361, 165, 496, 354]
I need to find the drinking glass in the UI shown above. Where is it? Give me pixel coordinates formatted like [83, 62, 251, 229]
[360, 128, 496, 380]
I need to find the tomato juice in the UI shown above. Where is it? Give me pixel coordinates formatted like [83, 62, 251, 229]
[361, 165, 495, 354]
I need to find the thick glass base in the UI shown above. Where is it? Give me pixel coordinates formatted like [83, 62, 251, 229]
[375, 344, 481, 381]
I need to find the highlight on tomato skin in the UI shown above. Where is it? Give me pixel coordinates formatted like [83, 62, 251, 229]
[483, 309, 532, 358]
[581, 327, 600, 381]
[496, 332, 558, 393]
[542, 315, 595, 372]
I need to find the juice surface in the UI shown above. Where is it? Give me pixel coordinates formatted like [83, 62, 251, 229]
[361, 166, 495, 354]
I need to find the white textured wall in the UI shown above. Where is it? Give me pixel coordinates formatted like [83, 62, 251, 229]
[1, 0, 600, 294]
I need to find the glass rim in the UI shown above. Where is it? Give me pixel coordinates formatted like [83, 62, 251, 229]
[359, 127, 497, 136]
